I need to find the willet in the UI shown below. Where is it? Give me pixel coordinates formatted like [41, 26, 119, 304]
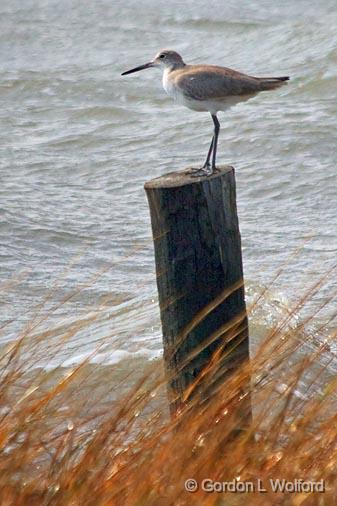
[122, 50, 289, 176]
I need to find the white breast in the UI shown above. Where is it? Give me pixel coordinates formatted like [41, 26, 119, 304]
[162, 69, 177, 100]
[162, 69, 197, 110]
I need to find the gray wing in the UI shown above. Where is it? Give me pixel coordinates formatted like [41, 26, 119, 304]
[175, 65, 287, 100]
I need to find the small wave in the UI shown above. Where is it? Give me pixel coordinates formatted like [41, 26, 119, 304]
[71, 105, 131, 120]
[162, 15, 268, 30]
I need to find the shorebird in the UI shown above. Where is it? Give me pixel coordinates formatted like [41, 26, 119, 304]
[121, 50, 289, 176]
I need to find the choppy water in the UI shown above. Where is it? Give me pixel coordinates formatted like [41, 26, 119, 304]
[1, 0, 336, 367]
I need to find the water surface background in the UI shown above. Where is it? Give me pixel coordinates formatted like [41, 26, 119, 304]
[1, 0, 336, 368]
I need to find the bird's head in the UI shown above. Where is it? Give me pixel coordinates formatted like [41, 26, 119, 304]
[152, 50, 185, 70]
[121, 50, 185, 76]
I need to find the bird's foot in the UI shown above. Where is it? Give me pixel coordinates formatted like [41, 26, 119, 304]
[190, 164, 215, 178]
[186, 167, 204, 174]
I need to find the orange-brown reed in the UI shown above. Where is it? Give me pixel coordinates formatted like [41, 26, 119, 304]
[0, 264, 336, 506]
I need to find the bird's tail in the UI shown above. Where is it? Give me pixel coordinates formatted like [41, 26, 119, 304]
[258, 76, 290, 90]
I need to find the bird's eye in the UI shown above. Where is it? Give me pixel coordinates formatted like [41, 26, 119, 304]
[159, 54, 166, 59]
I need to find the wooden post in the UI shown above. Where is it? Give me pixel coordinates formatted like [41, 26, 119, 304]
[145, 166, 250, 418]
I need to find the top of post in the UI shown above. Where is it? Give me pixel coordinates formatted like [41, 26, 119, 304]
[144, 165, 234, 190]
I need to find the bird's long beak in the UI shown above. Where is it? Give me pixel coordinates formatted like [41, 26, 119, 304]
[121, 61, 154, 76]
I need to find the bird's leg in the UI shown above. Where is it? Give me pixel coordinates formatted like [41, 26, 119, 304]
[203, 135, 214, 168]
[211, 114, 220, 173]
[189, 136, 213, 175]
[190, 114, 220, 177]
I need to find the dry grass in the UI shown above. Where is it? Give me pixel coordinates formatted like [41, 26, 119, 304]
[0, 266, 336, 505]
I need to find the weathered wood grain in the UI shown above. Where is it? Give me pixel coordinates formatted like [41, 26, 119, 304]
[145, 166, 250, 418]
